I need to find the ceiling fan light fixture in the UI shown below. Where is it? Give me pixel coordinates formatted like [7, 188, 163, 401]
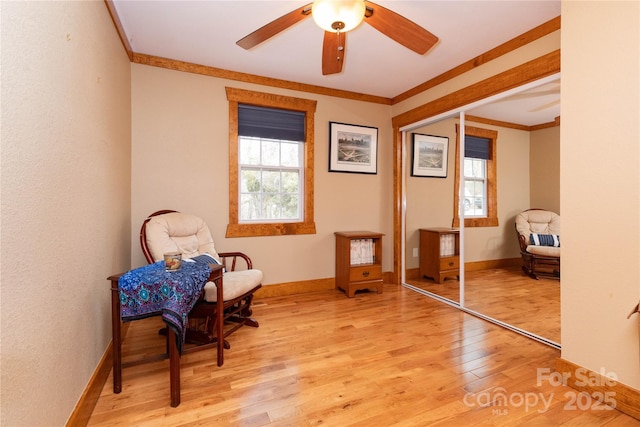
[312, 0, 365, 33]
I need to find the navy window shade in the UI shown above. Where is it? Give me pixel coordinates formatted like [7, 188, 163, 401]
[238, 104, 305, 142]
[465, 136, 490, 160]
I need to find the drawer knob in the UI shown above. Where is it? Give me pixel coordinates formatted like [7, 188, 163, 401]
[362, 271, 370, 277]
[448, 262, 454, 267]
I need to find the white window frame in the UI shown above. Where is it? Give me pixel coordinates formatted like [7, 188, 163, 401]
[238, 136, 305, 223]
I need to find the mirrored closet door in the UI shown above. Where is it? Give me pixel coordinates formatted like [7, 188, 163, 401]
[402, 75, 561, 347]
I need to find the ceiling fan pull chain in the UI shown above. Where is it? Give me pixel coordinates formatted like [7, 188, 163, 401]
[336, 29, 343, 61]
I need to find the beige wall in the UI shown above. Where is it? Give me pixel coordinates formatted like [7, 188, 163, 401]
[561, 0, 639, 389]
[530, 125, 560, 213]
[0, 2, 132, 426]
[131, 64, 394, 284]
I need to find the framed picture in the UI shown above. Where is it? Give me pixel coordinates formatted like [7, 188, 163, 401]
[328, 122, 378, 174]
[411, 133, 449, 178]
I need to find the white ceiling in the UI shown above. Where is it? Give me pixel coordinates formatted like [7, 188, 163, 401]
[467, 78, 560, 126]
[112, 0, 561, 125]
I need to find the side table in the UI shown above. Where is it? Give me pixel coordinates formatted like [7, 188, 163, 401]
[108, 263, 223, 407]
[334, 231, 384, 297]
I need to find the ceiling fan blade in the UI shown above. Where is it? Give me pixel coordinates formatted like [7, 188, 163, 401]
[529, 99, 560, 113]
[493, 89, 560, 103]
[236, 3, 313, 49]
[363, 1, 438, 55]
[322, 31, 346, 75]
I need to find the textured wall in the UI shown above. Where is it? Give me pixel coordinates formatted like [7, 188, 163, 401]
[0, 2, 131, 425]
[560, 0, 640, 389]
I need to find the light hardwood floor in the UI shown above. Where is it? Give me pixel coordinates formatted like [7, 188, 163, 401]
[87, 283, 637, 426]
[405, 266, 560, 344]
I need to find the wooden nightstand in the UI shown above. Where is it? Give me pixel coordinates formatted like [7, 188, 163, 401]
[334, 231, 384, 297]
[419, 228, 460, 283]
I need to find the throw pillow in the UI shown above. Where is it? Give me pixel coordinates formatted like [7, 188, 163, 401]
[530, 233, 560, 247]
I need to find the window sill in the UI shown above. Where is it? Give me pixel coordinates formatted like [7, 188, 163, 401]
[452, 217, 499, 228]
[226, 222, 317, 237]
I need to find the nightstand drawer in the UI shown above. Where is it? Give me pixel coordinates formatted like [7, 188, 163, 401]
[440, 256, 459, 271]
[349, 265, 382, 282]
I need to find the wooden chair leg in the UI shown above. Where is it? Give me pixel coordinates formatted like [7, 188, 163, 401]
[110, 279, 123, 394]
[168, 328, 181, 407]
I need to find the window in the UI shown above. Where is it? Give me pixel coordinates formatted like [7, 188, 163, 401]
[239, 136, 303, 221]
[461, 136, 489, 217]
[453, 124, 498, 227]
[226, 87, 317, 237]
[238, 105, 304, 222]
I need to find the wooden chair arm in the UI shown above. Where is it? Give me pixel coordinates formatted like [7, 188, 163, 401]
[192, 264, 224, 303]
[517, 234, 529, 252]
[218, 252, 253, 271]
[514, 222, 529, 253]
[207, 264, 224, 281]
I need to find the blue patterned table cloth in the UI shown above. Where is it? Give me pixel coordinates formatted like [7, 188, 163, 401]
[118, 261, 212, 353]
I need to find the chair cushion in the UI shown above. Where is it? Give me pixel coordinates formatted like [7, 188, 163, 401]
[526, 245, 560, 258]
[145, 212, 221, 263]
[203, 269, 263, 302]
[530, 233, 560, 247]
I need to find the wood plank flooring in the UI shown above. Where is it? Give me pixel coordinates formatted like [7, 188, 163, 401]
[87, 283, 637, 426]
[405, 266, 560, 344]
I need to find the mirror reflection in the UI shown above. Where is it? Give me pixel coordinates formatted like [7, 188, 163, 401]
[405, 115, 461, 304]
[404, 77, 561, 346]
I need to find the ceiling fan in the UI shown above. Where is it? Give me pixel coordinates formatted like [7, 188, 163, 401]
[236, 0, 439, 75]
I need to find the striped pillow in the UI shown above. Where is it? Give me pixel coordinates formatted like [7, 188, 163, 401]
[530, 233, 560, 247]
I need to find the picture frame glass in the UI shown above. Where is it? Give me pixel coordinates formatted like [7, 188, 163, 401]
[329, 122, 378, 174]
[411, 133, 449, 178]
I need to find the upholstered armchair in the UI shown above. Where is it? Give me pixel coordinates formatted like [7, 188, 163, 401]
[514, 209, 560, 280]
[140, 210, 262, 364]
